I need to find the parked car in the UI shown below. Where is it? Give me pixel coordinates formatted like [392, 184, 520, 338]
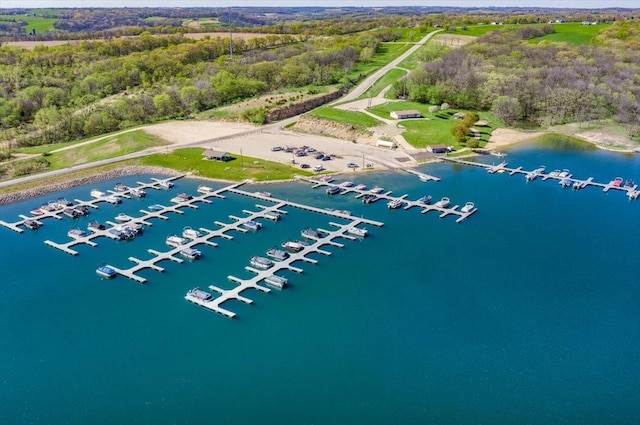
[347, 162, 359, 169]
[321, 155, 331, 161]
[313, 165, 324, 172]
[271, 146, 282, 152]
[315, 153, 325, 160]
[300, 163, 310, 169]
[305, 147, 316, 153]
[295, 150, 307, 157]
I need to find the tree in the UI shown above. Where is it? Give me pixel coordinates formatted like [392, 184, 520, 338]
[359, 47, 374, 64]
[492, 96, 521, 125]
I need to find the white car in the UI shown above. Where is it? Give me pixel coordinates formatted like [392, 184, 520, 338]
[313, 165, 324, 172]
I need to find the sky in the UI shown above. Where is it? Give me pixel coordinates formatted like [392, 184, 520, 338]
[0, 0, 637, 9]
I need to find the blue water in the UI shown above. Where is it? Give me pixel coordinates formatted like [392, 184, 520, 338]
[1, 141, 639, 425]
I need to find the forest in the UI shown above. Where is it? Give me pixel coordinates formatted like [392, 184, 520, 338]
[404, 21, 640, 139]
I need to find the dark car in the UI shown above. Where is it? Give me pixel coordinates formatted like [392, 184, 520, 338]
[321, 155, 331, 161]
[315, 153, 325, 160]
[300, 163, 310, 169]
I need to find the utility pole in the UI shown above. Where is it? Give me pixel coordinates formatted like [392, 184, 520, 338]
[228, 7, 233, 59]
[240, 148, 243, 170]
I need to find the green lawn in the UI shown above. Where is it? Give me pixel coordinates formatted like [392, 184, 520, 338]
[371, 27, 432, 43]
[366, 68, 407, 100]
[43, 130, 169, 169]
[530, 23, 611, 45]
[140, 148, 312, 181]
[451, 24, 514, 37]
[310, 107, 382, 128]
[347, 42, 412, 80]
[368, 101, 499, 149]
[0, 14, 58, 33]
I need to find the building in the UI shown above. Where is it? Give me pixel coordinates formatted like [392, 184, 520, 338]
[202, 149, 231, 162]
[390, 110, 422, 120]
[427, 144, 448, 154]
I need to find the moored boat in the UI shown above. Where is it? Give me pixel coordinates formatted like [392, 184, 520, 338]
[434, 197, 450, 208]
[122, 223, 143, 235]
[319, 175, 334, 183]
[130, 187, 146, 198]
[158, 180, 174, 189]
[387, 199, 404, 209]
[282, 240, 306, 252]
[29, 207, 45, 216]
[558, 169, 571, 178]
[24, 219, 41, 230]
[197, 185, 214, 194]
[147, 204, 165, 212]
[347, 226, 368, 237]
[362, 194, 378, 204]
[354, 184, 367, 191]
[624, 179, 635, 188]
[326, 185, 342, 195]
[166, 234, 189, 248]
[57, 197, 73, 207]
[266, 247, 290, 261]
[182, 226, 203, 239]
[627, 190, 639, 200]
[63, 208, 80, 219]
[186, 288, 213, 302]
[114, 183, 129, 192]
[108, 228, 127, 240]
[96, 264, 117, 279]
[418, 195, 432, 205]
[68, 228, 87, 238]
[88, 220, 106, 231]
[264, 211, 282, 221]
[74, 205, 90, 216]
[369, 186, 384, 194]
[90, 189, 106, 199]
[249, 256, 274, 270]
[180, 248, 202, 260]
[254, 191, 271, 197]
[104, 195, 122, 204]
[264, 275, 288, 289]
[301, 227, 321, 239]
[611, 177, 623, 187]
[243, 220, 262, 231]
[461, 202, 475, 213]
[115, 213, 132, 223]
[340, 181, 354, 187]
[559, 177, 572, 188]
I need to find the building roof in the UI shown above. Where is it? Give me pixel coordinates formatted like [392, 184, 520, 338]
[202, 149, 230, 158]
[393, 110, 422, 116]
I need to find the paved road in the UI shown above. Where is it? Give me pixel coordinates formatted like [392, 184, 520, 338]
[338, 30, 442, 103]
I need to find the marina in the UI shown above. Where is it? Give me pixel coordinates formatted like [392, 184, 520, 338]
[300, 176, 478, 223]
[442, 158, 639, 199]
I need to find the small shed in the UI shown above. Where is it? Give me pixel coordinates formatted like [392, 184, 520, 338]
[390, 110, 422, 120]
[202, 149, 231, 162]
[427, 144, 448, 154]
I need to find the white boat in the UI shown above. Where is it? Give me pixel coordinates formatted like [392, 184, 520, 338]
[266, 247, 290, 261]
[68, 228, 87, 238]
[418, 195, 432, 205]
[166, 235, 189, 248]
[170, 194, 192, 204]
[63, 208, 80, 219]
[158, 180, 174, 189]
[347, 226, 368, 237]
[370, 186, 384, 194]
[547, 169, 562, 178]
[24, 219, 41, 230]
[186, 288, 213, 302]
[96, 264, 117, 279]
[107, 228, 127, 240]
[434, 197, 450, 208]
[104, 195, 122, 204]
[461, 202, 475, 213]
[249, 256, 274, 270]
[90, 189, 106, 199]
[387, 199, 404, 209]
[243, 220, 262, 231]
[74, 205, 90, 216]
[88, 220, 106, 231]
[319, 175, 334, 183]
[130, 188, 146, 198]
[148, 204, 165, 212]
[182, 226, 203, 239]
[282, 240, 306, 252]
[490, 151, 507, 157]
[197, 185, 214, 194]
[326, 186, 342, 195]
[254, 191, 271, 197]
[354, 184, 367, 191]
[114, 184, 129, 192]
[180, 248, 202, 260]
[627, 190, 639, 200]
[340, 181, 354, 187]
[559, 177, 572, 188]
[264, 211, 281, 221]
[115, 213, 132, 223]
[362, 194, 378, 204]
[558, 169, 571, 178]
[264, 275, 288, 289]
[301, 228, 320, 239]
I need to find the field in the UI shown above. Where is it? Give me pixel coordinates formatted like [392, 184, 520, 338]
[0, 14, 58, 33]
[310, 107, 382, 129]
[140, 147, 312, 181]
[530, 23, 612, 45]
[368, 68, 407, 99]
[347, 42, 412, 81]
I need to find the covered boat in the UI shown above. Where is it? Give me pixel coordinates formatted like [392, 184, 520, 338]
[96, 264, 117, 279]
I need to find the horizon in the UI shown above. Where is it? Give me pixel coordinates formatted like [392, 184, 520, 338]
[0, 1, 638, 10]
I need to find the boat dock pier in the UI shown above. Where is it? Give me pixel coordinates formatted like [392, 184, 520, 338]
[0, 175, 187, 234]
[403, 168, 441, 182]
[187, 218, 379, 319]
[300, 177, 477, 223]
[442, 158, 639, 199]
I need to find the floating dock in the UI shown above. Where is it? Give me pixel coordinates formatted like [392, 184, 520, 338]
[403, 168, 441, 182]
[185, 219, 377, 319]
[300, 177, 477, 223]
[442, 158, 639, 199]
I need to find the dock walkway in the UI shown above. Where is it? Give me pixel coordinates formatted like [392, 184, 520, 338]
[442, 158, 639, 199]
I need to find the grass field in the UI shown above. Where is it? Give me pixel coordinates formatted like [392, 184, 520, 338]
[310, 107, 382, 128]
[451, 24, 514, 37]
[0, 14, 58, 33]
[530, 23, 611, 45]
[140, 148, 311, 181]
[347, 42, 412, 80]
[365, 68, 406, 100]
[368, 101, 499, 149]
[42, 130, 168, 170]
[372, 27, 432, 43]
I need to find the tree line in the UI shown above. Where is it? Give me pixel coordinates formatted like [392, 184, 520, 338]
[404, 21, 640, 139]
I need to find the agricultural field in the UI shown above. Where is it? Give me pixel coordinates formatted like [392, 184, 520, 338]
[0, 13, 59, 33]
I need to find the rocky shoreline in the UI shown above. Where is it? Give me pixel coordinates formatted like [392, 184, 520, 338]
[0, 166, 181, 206]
